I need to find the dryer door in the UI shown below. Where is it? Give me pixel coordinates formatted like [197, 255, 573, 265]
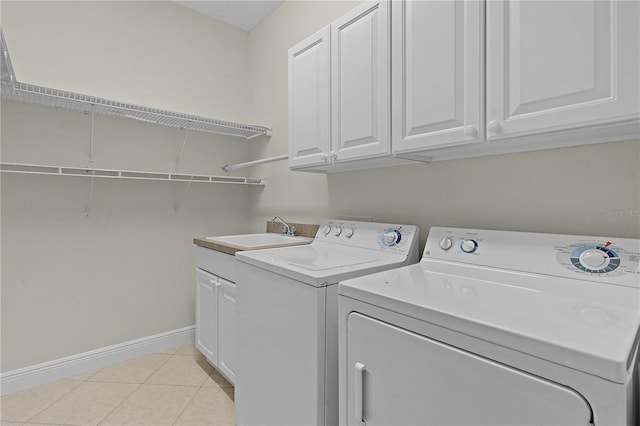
[346, 313, 593, 426]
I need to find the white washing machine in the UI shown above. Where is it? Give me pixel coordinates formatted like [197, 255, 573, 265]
[339, 227, 640, 426]
[234, 220, 420, 426]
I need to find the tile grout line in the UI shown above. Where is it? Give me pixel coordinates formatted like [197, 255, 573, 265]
[9, 346, 205, 426]
[170, 383, 202, 426]
[19, 380, 82, 424]
[141, 351, 186, 385]
[169, 347, 213, 425]
[95, 350, 176, 425]
[95, 382, 143, 426]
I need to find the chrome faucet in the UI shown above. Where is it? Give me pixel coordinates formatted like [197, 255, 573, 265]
[272, 216, 296, 236]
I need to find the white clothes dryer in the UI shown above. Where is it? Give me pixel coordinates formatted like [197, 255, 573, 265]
[234, 220, 419, 426]
[339, 227, 640, 426]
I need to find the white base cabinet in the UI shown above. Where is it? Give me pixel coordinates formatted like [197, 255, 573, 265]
[217, 277, 236, 382]
[195, 269, 218, 364]
[195, 247, 236, 385]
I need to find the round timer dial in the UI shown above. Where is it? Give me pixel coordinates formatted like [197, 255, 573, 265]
[380, 228, 402, 247]
[570, 245, 620, 274]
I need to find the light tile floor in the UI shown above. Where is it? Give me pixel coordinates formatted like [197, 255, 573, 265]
[1, 344, 235, 426]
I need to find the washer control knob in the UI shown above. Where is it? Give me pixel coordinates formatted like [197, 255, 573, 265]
[333, 226, 342, 236]
[345, 227, 354, 238]
[580, 249, 608, 269]
[439, 237, 453, 250]
[384, 231, 398, 245]
[461, 239, 478, 253]
[323, 225, 331, 236]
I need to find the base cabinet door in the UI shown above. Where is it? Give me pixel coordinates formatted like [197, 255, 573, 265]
[391, 0, 484, 153]
[331, 0, 390, 163]
[486, 0, 640, 140]
[217, 278, 236, 384]
[345, 313, 592, 426]
[195, 269, 218, 365]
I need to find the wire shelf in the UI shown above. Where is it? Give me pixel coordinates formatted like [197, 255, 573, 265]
[0, 28, 271, 139]
[0, 163, 266, 186]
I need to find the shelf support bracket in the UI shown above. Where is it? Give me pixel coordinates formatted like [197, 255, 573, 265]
[175, 126, 191, 172]
[88, 104, 95, 165]
[174, 176, 194, 214]
[85, 173, 95, 218]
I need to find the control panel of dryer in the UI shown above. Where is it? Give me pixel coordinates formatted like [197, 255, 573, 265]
[555, 241, 637, 277]
[316, 220, 419, 258]
[424, 227, 640, 288]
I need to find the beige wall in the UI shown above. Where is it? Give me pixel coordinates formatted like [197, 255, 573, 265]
[246, 1, 640, 244]
[0, 0, 250, 122]
[1, 0, 639, 373]
[0, 2, 253, 372]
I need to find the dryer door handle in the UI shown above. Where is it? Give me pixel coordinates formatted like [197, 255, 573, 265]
[354, 362, 366, 425]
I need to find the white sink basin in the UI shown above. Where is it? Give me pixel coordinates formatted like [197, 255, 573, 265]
[206, 233, 313, 250]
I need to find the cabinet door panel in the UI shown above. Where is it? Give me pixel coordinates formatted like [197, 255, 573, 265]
[332, 1, 390, 162]
[218, 278, 236, 384]
[392, 0, 483, 152]
[195, 269, 217, 364]
[487, 0, 639, 139]
[288, 26, 331, 169]
[346, 313, 592, 426]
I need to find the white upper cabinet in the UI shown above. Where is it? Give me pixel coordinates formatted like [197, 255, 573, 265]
[331, 1, 391, 163]
[288, 0, 639, 171]
[288, 27, 331, 169]
[392, 0, 484, 154]
[486, 0, 640, 140]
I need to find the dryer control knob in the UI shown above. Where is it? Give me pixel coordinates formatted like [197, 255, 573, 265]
[461, 239, 478, 253]
[323, 225, 331, 236]
[345, 227, 354, 238]
[333, 226, 342, 236]
[580, 249, 608, 269]
[439, 237, 453, 250]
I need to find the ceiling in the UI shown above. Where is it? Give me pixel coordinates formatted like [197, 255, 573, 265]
[174, 1, 285, 32]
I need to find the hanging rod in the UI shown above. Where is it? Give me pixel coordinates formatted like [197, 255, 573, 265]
[0, 27, 271, 140]
[222, 154, 288, 172]
[0, 163, 266, 186]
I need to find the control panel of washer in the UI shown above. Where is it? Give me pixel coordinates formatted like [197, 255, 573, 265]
[424, 227, 640, 288]
[316, 220, 418, 256]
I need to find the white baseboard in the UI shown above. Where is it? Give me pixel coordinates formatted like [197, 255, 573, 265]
[0, 325, 195, 396]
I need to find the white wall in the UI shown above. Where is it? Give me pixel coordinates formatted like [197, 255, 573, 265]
[0, 2, 253, 372]
[246, 1, 640, 243]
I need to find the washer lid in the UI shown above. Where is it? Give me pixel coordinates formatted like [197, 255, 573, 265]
[236, 242, 407, 287]
[339, 259, 640, 384]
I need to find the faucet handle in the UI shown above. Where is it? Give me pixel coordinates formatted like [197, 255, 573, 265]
[290, 226, 297, 236]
